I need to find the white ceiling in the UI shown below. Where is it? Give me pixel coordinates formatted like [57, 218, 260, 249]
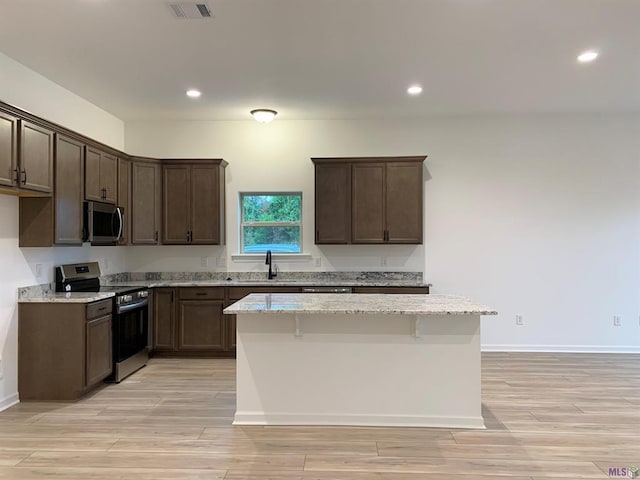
[0, 0, 638, 121]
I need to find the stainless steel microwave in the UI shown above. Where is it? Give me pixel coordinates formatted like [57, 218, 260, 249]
[83, 201, 123, 245]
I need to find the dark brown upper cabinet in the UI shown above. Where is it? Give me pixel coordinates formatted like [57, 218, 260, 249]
[162, 159, 227, 245]
[19, 120, 54, 194]
[85, 146, 117, 204]
[312, 156, 425, 245]
[131, 159, 161, 245]
[117, 158, 131, 245]
[54, 135, 85, 245]
[313, 161, 351, 244]
[19, 134, 85, 247]
[0, 111, 18, 189]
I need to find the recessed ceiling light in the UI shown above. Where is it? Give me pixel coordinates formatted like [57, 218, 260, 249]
[407, 85, 423, 95]
[186, 89, 201, 98]
[577, 51, 598, 63]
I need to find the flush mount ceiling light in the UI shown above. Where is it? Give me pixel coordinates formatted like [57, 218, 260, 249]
[407, 84, 423, 95]
[577, 50, 599, 63]
[250, 109, 278, 123]
[186, 89, 201, 98]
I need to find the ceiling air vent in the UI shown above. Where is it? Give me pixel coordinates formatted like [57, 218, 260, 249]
[169, 2, 212, 19]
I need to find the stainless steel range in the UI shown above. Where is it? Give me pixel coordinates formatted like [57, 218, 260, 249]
[55, 262, 149, 382]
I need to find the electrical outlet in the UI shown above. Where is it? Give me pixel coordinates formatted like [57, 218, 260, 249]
[613, 315, 621, 327]
[35, 263, 42, 278]
[314, 257, 322, 267]
[200, 257, 208, 268]
[217, 256, 226, 268]
[515, 315, 524, 326]
[104, 258, 110, 271]
[381, 256, 388, 267]
[0, 358, 3, 380]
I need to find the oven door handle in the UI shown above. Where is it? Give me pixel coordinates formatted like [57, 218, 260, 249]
[117, 299, 149, 314]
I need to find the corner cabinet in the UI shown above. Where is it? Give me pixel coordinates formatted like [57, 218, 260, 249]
[152, 287, 229, 356]
[162, 159, 227, 245]
[131, 159, 161, 244]
[312, 156, 425, 245]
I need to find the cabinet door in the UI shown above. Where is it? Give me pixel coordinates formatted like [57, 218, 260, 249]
[84, 147, 102, 201]
[351, 163, 385, 243]
[153, 288, 175, 350]
[177, 300, 226, 351]
[132, 161, 160, 244]
[19, 120, 53, 193]
[86, 315, 112, 387]
[54, 135, 84, 245]
[315, 163, 350, 244]
[162, 164, 190, 244]
[0, 112, 18, 188]
[101, 153, 118, 204]
[117, 158, 131, 245]
[386, 162, 423, 243]
[190, 164, 220, 244]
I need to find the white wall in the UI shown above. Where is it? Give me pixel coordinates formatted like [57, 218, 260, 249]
[0, 53, 126, 408]
[126, 115, 640, 352]
[0, 52, 124, 150]
[124, 120, 425, 274]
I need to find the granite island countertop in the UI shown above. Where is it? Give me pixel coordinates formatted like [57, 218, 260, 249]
[224, 293, 497, 316]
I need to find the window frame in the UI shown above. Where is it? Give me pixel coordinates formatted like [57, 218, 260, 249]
[239, 191, 303, 254]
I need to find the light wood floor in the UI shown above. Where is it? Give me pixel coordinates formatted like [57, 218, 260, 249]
[0, 353, 638, 479]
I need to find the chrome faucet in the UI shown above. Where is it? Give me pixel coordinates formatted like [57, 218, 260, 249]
[265, 250, 277, 280]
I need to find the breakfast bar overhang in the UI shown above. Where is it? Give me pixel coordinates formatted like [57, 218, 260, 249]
[224, 293, 497, 429]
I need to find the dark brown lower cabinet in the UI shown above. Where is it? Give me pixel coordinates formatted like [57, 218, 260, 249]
[152, 287, 233, 356]
[153, 288, 176, 351]
[18, 299, 113, 400]
[86, 315, 113, 386]
[178, 300, 225, 351]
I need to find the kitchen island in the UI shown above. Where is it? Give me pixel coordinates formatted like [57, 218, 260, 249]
[224, 293, 497, 429]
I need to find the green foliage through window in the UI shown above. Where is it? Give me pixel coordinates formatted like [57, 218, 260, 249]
[241, 193, 302, 253]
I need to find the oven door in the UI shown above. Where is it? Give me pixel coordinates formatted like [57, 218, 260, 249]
[114, 299, 149, 363]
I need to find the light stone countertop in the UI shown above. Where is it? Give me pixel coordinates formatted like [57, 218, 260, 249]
[224, 293, 497, 316]
[107, 279, 430, 288]
[18, 272, 429, 303]
[18, 292, 116, 304]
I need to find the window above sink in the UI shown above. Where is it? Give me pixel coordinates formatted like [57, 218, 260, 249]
[239, 192, 302, 254]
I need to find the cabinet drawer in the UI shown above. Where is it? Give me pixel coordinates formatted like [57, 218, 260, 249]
[86, 299, 113, 320]
[178, 287, 225, 301]
[228, 286, 300, 301]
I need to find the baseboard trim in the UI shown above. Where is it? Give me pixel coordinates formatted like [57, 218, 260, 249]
[233, 412, 486, 429]
[482, 344, 640, 354]
[0, 393, 19, 412]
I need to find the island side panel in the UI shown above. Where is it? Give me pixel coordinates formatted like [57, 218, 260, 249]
[234, 312, 484, 428]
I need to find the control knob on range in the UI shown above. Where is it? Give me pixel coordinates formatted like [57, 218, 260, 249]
[121, 294, 133, 304]
[138, 291, 149, 298]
